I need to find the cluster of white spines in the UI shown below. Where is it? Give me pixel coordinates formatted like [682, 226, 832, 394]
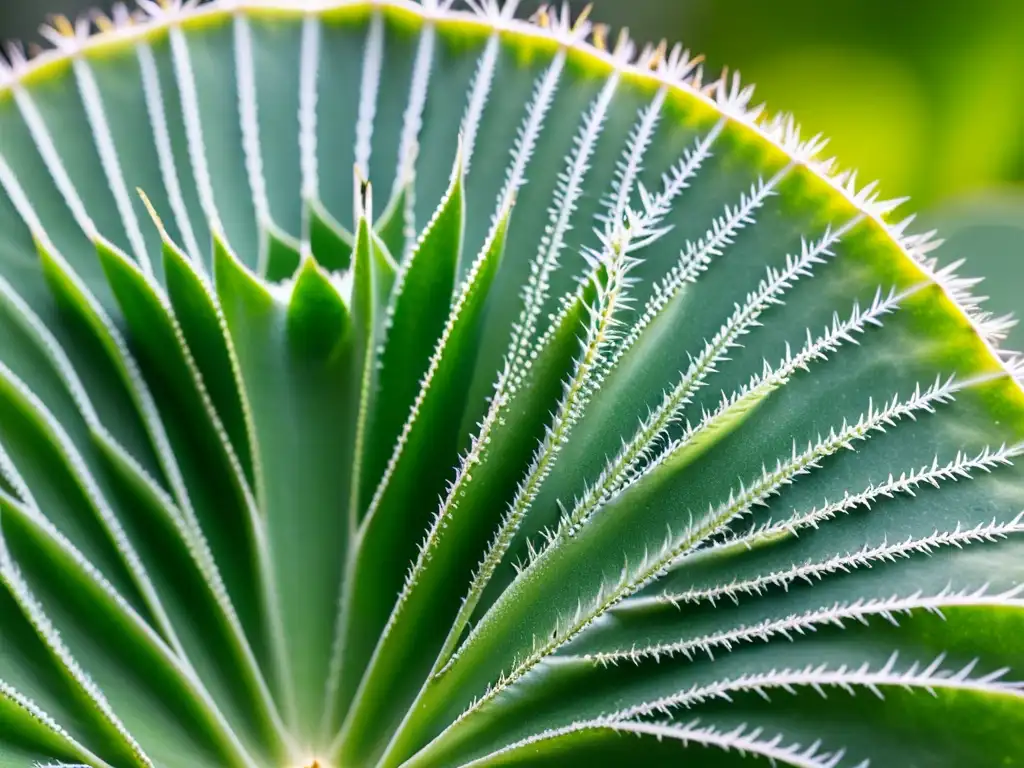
[690, 443, 1024, 560]
[52, 23, 153, 275]
[608, 651, 1024, 722]
[598, 86, 666, 232]
[607, 721, 854, 768]
[556, 216, 860, 544]
[447, 213, 654, 643]
[136, 0, 201, 20]
[463, 0, 519, 22]
[446, 290, 929, 711]
[4, 65, 99, 243]
[492, 41, 565, 220]
[472, 718, 852, 768]
[384, 192, 516, 601]
[506, 70, 620, 376]
[586, 585, 1024, 666]
[0, 0, 1012, 380]
[674, 171, 789, 283]
[622, 288, 907, 505]
[905, 234, 1019, 349]
[655, 374, 962, 558]
[636, 516, 1024, 615]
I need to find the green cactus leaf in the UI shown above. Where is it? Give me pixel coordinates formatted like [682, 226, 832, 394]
[0, 2, 1019, 767]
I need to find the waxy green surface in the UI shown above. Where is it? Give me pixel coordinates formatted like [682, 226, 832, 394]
[0, 3, 1019, 767]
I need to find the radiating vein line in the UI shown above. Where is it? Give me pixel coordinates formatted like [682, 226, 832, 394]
[0, 675, 109, 768]
[676, 443, 1024, 568]
[355, 11, 385, 180]
[72, 58, 152, 275]
[456, 719, 852, 768]
[168, 23, 225, 240]
[9, 85, 97, 239]
[299, 13, 321, 207]
[0, 488, 259, 768]
[493, 49, 565, 217]
[136, 41, 204, 266]
[665, 161, 793, 284]
[635, 516, 1024, 614]
[459, 33, 499, 173]
[507, 70, 619, 371]
[394, 17, 435, 198]
[0, 432, 35, 509]
[590, 584, 1024, 664]
[607, 652, 1024, 722]
[599, 86, 666, 229]
[607, 721, 853, 768]
[428, 291, 908, 747]
[0, 358, 185, 660]
[234, 14, 270, 275]
[603, 117, 726, 361]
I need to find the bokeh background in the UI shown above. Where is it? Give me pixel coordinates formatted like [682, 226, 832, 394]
[2, 0, 1022, 344]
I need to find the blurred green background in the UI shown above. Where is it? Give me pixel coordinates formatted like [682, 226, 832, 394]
[2, 0, 1022, 345]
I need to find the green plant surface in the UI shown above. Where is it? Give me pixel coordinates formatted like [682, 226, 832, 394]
[0, 1, 1020, 767]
